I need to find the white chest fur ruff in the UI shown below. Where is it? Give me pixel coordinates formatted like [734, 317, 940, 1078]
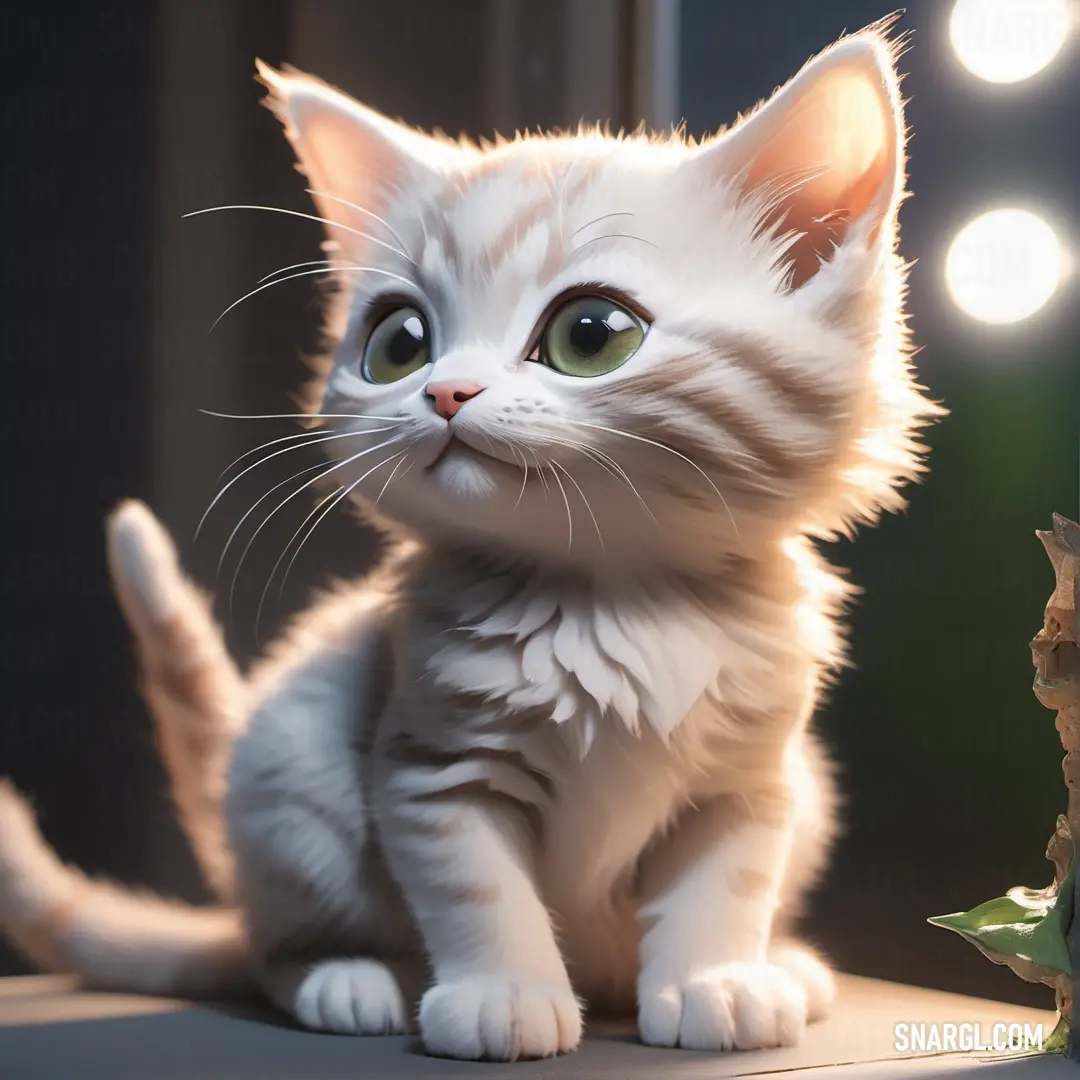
[424, 569, 773, 750]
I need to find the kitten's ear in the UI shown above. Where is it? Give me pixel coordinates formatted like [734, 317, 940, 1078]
[255, 61, 464, 250]
[696, 31, 905, 287]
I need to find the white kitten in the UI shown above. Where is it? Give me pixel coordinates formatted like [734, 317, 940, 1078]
[0, 23, 941, 1061]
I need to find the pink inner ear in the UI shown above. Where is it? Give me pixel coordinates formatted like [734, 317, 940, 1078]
[280, 96, 407, 239]
[744, 69, 893, 287]
[258, 63, 460, 256]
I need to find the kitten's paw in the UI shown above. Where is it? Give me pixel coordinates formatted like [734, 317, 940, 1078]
[290, 958, 411, 1035]
[638, 962, 808, 1051]
[769, 940, 836, 1023]
[420, 975, 582, 1060]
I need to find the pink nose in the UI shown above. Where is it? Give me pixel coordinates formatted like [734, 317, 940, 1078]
[425, 380, 486, 420]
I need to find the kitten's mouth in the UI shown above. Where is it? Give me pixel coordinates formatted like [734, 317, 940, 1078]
[427, 432, 512, 471]
[427, 434, 477, 470]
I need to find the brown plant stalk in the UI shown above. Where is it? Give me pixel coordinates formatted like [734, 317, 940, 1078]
[1031, 513, 1080, 1056]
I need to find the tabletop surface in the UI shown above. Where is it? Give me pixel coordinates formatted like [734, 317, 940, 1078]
[0, 972, 1072, 1079]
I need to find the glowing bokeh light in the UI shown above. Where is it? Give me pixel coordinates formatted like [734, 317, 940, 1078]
[950, 0, 1070, 83]
[946, 209, 1063, 324]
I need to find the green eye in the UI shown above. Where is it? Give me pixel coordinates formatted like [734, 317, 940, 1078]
[538, 295, 646, 377]
[361, 305, 431, 384]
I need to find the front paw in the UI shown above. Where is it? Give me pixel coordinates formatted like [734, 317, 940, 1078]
[420, 975, 582, 1060]
[639, 962, 808, 1051]
[290, 958, 411, 1035]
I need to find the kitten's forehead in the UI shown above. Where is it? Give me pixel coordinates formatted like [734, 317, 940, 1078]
[425, 142, 619, 274]
[426, 138, 699, 268]
[398, 134, 764, 345]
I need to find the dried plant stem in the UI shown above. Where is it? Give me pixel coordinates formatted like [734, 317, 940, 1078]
[1031, 514, 1080, 1058]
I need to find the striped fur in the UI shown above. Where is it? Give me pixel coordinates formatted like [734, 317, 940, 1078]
[0, 22, 939, 1062]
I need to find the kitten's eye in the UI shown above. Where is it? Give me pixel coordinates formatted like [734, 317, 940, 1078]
[537, 296, 646, 377]
[361, 305, 431, 384]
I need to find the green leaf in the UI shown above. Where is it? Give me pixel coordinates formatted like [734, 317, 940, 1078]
[927, 864, 1073, 977]
[1044, 1014, 1070, 1055]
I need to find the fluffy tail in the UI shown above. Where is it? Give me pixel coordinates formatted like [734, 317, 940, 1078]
[0, 782, 251, 997]
[106, 500, 244, 901]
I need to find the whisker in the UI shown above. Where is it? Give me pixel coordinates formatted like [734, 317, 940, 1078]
[231, 435, 408, 618]
[542, 434, 658, 526]
[263, 448, 408, 634]
[194, 424, 400, 542]
[570, 420, 742, 544]
[374, 451, 411, 506]
[572, 211, 635, 237]
[208, 265, 415, 332]
[200, 409, 402, 422]
[183, 204, 410, 260]
[216, 457, 338, 578]
[485, 436, 530, 511]
[569, 232, 658, 256]
[304, 189, 414, 260]
[514, 467, 529, 510]
[217, 424, 381, 481]
[257, 259, 338, 283]
[564, 441, 645, 499]
[505, 442, 530, 510]
[527, 448, 551, 497]
[540, 435, 620, 481]
[477, 430, 500, 458]
[546, 457, 574, 552]
[551, 459, 603, 551]
[270, 483, 346, 604]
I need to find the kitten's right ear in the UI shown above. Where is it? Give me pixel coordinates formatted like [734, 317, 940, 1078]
[255, 61, 465, 250]
[689, 28, 905, 288]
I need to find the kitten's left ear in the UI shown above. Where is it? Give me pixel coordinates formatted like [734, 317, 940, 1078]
[255, 61, 466, 251]
[695, 30, 905, 286]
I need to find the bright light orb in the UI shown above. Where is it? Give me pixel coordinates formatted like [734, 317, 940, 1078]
[950, 0, 1070, 83]
[945, 209, 1063, 325]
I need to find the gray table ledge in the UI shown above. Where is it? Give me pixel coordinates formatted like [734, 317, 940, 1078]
[0, 972, 1069, 1079]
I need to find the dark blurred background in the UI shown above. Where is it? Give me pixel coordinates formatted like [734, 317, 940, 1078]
[1, 0, 1078, 1010]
